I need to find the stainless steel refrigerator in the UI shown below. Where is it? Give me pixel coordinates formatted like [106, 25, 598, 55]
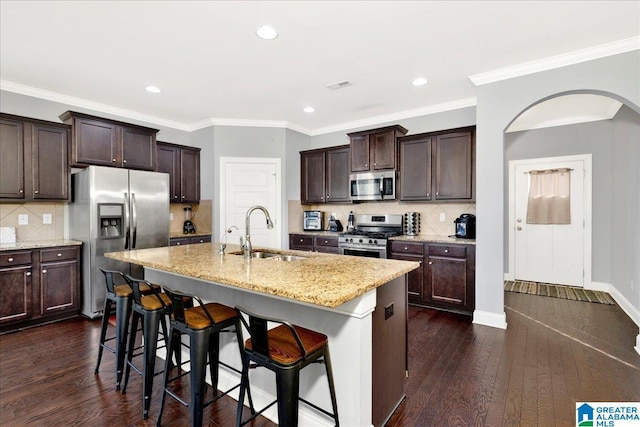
[69, 166, 169, 318]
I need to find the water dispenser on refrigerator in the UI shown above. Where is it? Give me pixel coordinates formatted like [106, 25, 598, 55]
[98, 203, 123, 238]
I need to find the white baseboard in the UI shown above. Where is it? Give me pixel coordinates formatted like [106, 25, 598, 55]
[473, 310, 507, 329]
[504, 272, 514, 281]
[585, 280, 610, 292]
[603, 283, 640, 329]
[636, 335, 640, 357]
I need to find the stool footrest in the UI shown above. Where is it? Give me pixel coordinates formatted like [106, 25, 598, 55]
[238, 398, 278, 427]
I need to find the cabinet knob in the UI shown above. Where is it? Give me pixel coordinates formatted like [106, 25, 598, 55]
[321, 196, 324, 200]
[8, 258, 13, 262]
[34, 190, 39, 194]
[174, 195, 179, 199]
[374, 163, 377, 166]
[57, 253, 62, 257]
[300, 239, 304, 242]
[42, 269, 47, 273]
[123, 159, 127, 164]
[182, 195, 186, 199]
[426, 193, 430, 197]
[428, 261, 433, 265]
[444, 249, 449, 253]
[404, 246, 408, 251]
[176, 242, 181, 245]
[26, 272, 31, 276]
[324, 240, 328, 244]
[326, 195, 330, 199]
[436, 192, 439, 196]
[19, 189, 24, 194]
[198, 239, 203, 243]
[365, 164, 368, 167]
[112, 158, 117, 162]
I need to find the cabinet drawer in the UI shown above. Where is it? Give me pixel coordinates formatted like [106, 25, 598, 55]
[190, 235, 211, 244]
[40, 247, 78, 262]
[0, 251, 32, 267]
[428, 244, 467, 258]
[314, 236, 338, 248]
[390, 241, 424, 255]
[170, 237, 190, 246]
[290, 235, 313, 247]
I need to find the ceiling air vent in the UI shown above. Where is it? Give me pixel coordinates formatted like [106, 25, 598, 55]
[327, 80, 353, 90]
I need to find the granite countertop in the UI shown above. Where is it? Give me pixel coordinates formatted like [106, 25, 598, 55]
[0, 240, 83, 252]
[390, 235, 476, 245]
[289, 230, 342, 237]
[170, 231, 212, 239]
[105, 243, 418, 308]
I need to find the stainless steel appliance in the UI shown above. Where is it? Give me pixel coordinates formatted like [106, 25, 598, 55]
[69, 166, 169, 318]
[303, 210, 323, 231]
[338, 214, 402, 258]
[350, 171, 396, 201]
[454, 213, 476, 239]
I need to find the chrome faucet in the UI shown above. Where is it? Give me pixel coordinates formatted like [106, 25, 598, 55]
[219, 225, 238, 255]
[240, 205, 274, 259]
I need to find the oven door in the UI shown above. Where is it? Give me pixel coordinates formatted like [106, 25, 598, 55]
[339, 246, 387, 258]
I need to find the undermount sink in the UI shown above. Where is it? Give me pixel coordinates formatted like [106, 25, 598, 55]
[230, 251, 306, 261]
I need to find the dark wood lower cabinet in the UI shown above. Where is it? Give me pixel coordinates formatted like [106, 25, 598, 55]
[390, 240, 475, 315]
[0, 245, 81, 333]
[169, 235, 211, 246]
[289, 234, 338, 253]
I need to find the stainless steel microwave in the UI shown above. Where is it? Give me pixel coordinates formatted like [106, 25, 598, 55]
[350, 171, 396, 201]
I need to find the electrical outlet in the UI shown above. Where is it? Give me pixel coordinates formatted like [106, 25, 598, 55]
[384, 303, 394, 320]
[43, 213, 52, 224]
[439, 213, 446, 222]
[18, 214, 28, 225]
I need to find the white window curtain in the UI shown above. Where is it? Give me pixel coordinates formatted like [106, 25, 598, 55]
[526, 168, 571, 224]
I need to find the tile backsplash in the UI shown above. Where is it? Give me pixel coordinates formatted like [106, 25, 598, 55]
[0, 202, 65, 241]
[288, 200, 476, 236]
[169, 200, 212, 235]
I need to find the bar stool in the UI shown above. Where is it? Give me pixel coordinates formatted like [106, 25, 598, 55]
[121, 275, 177, 419]
[95, 268, 160, 390]
[156, 287, 253, 427]
[234, 307, 339, 427]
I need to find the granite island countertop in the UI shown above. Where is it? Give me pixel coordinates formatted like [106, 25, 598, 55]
[0, 239, 82, 252]
[105, 243, 418, 308]
[390, 234, 476, 245]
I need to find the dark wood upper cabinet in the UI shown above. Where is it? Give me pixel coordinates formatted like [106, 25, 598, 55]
[60, 111, 158, 170]
[156, 141, 200, 203]
[300, 145, 350, 204]
[348, 125, 407, 172]
[1, 114, 69, 201]
[399, 127, 475, 202]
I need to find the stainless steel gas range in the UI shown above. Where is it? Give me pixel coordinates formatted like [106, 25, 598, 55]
[338, 214, 403, 258]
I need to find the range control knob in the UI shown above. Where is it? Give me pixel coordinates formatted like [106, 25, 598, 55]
[358, 238, 363, 243]
[373, 240, 378, 245]
[369, 239, 373, 244]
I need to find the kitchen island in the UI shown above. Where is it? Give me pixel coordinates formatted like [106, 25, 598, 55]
[106, 243, 418, 427]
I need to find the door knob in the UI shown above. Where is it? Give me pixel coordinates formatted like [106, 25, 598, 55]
[517, 226, 522, 231]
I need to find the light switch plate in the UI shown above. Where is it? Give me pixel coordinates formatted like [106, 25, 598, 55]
[439, 213, 446, 222]
[169, 213, 174, 221]
[18, 214, 28, 225]
[43, 213, 52, 224]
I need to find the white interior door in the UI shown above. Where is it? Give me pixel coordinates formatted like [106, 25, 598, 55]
[220, 157, 280, 249]
[513, 157, 588, 286]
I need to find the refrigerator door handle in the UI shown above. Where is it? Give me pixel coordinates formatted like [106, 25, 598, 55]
[124, 192, 130, 249]
[131, 192, 138, 248]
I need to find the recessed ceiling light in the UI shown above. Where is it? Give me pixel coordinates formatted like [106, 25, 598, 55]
[256, 25, 278, 40]
[412, 77, 428, 86]
[303, 106, 315, 113]
[145, 85, 162, 93]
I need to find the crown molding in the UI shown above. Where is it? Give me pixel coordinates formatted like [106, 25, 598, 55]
[308, 97, 477, 136]
[469, 36, 640, 86]
[0, 80, 192, 131]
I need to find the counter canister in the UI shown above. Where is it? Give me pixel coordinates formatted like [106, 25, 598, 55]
[403, 212, 420, 236]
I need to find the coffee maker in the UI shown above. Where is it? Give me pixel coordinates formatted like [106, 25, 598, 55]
[183, 206, 196, 234]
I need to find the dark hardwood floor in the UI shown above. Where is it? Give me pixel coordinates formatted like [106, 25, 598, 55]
[1, 291, 639, 426]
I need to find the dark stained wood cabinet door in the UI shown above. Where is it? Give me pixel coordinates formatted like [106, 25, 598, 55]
[371, 130, 396, 170]
[72, 117, 119, 167]
[39, 260, 78, 315]
[180, 147, 200, 203]
[300, 150, 326, 203]
[31, 123, 69, 200]
[156, 142, 181, 202]
[289, 234, 314, 251]
[391, 253, 424, 301]
[434, 131, 473, 200]
[349, 134, 370, 172]
[399, 137, 432, 201]
[121, 126, 156, 170]
[426, 255, 468, 308]
[0, 265, 32, 323]
[0, 117, 25, 199]
[325, 146, 350, 202]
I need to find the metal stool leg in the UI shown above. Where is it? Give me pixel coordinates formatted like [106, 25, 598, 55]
[275, 366, 301, 427]
[156, 322, 175, 427]
[115, 295, 132, 391]
[95, 298, 113, 374]
[141, 309, 162, 419]
[121, 310, 141, 394]
[323, 348, 340, 426]
[189, 329, 209, 427]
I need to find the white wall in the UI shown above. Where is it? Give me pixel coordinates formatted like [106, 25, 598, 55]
[475, 50, 640, 327]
